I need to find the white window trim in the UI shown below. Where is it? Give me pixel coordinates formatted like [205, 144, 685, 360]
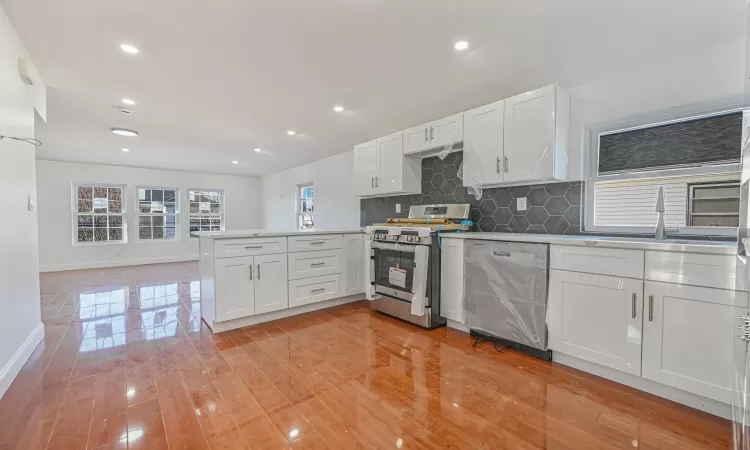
[71, 182, 128, 246]
[136, 186, 180, 242]
[188, 188, 225, 238]
[583, 106, 743, 237]
[297, 182, 314, 229]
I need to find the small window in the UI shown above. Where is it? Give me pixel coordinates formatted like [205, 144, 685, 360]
[137, 187, 178, 240]
[74, 184, 126, 243]
[688, 182, 740, 227]
[297, 184, 314, 229]
[188, 189, 224, 237]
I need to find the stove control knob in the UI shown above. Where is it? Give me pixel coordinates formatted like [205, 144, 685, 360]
[413, 236, 421, 243]
[406, 236, 413, 242]
[391, 235, 399, 241]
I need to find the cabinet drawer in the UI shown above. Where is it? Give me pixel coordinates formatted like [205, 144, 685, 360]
[289, 274, 341, 308]
[287, 234, 342, 252]
[550, 245, 644, 279]
[645, 251, 738, 290]
[288, 249, 342, 280]
[215, 237, 287, 259]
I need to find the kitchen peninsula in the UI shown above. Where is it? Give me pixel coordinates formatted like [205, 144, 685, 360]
[197, 229, 366, 332]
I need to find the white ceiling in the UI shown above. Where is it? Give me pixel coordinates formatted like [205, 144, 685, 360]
[2, 0, 745, 177]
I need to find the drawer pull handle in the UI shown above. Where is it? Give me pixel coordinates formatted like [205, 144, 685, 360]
[311, 288, 326, 294]
[631, 293, 636, 319]
[245, 245, 263, 249]
[648, 295, 654, 322]
[492, 250, 511, 257]
[311, 262, 325, 267]
[310, 241, 326, 245]
[257, 264, 261, 279]
[249, 265, 253, 280]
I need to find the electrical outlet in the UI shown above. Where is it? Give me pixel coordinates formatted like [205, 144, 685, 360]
[395, 204, 401, 213]
[517, 197, 528, 211]
[115, 250, 122, 258]
[27, 195, 35, 211]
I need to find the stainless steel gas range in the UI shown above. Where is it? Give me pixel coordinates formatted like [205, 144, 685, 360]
[365, 204, 471, 328]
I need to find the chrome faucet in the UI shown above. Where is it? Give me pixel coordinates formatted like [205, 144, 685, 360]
[655, 185, 666, 240]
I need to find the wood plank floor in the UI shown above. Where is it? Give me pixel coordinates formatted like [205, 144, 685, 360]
[0, 261, 730, 449]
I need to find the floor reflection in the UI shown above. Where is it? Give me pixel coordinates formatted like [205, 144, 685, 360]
[0, 262, 730, 450]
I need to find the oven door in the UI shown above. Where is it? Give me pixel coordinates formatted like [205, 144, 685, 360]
[371, 241, 430, 309]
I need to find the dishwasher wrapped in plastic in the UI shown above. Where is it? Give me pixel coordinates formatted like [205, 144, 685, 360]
[463, 240, 550, 356]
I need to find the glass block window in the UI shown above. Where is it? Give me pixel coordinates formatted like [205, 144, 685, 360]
[138, 187, 178, 240]
[74, 184, 126, 243]
[188, 190, 224, 237]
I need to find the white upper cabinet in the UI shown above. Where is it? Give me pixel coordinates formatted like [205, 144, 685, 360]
[353, 140, 379, 195]
[504, 84, 569, 183]
[353, 131, 421, 197]
[463, 100, 505, 186]
[462, 84, 570, 187]
[403, 113, 463, 155]
[376, 132, 405, 195]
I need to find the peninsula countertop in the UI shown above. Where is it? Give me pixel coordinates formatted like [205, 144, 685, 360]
[194, 228, 365, 239]
[440, 232, 737, 255]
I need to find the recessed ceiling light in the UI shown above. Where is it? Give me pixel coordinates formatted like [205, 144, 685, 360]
[122, 98, 136, 106]
[454, 41, 469, 51]
[111, 128, 138, 137]
[254, 148, 261, 153]
[333, 105, 345, 113]
[232, 160, 239, 164]
[287, 130, 296, 136]
[120, 44, 140, 55]
[121, 148, 130, 152]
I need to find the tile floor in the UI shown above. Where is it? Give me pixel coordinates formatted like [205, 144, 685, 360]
[0, 262, 731, 449]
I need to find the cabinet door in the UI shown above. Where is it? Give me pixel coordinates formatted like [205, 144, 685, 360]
[643, 281, 746, 403]
[403, 124, 430, 155]
[342, 234, 365, 296]
[353, 140, 379, 195]
[376, 132, 404, 194]
[504, 84, 556, 182]
[254, 253, 289, 315]
[548, 269, 644, 375]
[440, 239, 464, 322]
[429, 113, 464, 150]
[463, 101, 504, 186]
[215, 256, 254, 321]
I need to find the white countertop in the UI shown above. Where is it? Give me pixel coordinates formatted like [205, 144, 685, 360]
[441, 232, 737, 255]
[195, 228, 365, 239]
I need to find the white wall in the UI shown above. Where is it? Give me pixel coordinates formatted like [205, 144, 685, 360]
[0, 6, 46, 398]
[260, 151, 359, 229]
[37, 160, 260, 271]
[567, 38, 746, 181]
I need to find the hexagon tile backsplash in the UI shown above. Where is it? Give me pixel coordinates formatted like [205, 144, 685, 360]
[360, 151, 584, 234]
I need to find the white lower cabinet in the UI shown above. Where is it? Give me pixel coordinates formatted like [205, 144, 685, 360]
[440, 239, 464, 323]
[342, 234, 365, 295]
[548, 269, 644, 376]
[215, 256, 255, 322]
[254, 253, 289, 315]
[289, 274, 342, 308]
[642, 281, 745, 404]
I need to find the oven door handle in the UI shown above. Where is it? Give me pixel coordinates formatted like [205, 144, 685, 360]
[370, 242, 417, 253]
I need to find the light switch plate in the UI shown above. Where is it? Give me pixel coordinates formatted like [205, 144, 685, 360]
[395, 204, 401, 213]
[517, 197, 527, 211]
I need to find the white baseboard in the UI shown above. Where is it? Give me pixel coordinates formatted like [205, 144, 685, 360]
[40, 255, 198, 272]
[0, 323, 44, 400]
[553, 352, 731, 419]
[206, 295, 365, 333]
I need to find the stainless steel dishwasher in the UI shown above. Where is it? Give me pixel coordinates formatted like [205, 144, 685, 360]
[464, 240, 551, 360]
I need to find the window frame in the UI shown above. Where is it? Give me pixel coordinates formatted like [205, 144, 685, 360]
[188, 188, 225, 238]
[72, 182, 128, 245]
[297, 183, 314, 229]
[583, 107, 742, 237]
[136, 186, 180, 242]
